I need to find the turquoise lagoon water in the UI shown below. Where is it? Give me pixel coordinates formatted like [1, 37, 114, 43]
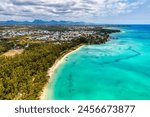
[46, 25, 150, 100]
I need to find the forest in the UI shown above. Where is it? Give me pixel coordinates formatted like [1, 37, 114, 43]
[0, 42, 79, 99]
[0, 41, 14, 54]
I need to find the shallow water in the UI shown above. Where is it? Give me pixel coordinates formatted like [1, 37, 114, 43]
[46, 25, 150, 100]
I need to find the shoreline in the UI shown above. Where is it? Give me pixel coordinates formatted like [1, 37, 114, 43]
[40, 44, 83, 100]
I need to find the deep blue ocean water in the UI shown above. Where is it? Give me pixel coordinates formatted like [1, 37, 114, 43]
[46, 25, 150, 100]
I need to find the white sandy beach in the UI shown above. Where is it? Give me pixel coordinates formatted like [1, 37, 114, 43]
[40, 45, 83, 100]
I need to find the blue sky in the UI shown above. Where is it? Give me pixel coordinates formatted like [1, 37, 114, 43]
[0, 0, 149, 24]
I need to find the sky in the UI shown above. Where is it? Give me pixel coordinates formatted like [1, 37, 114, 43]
[0, 0, 150, 24]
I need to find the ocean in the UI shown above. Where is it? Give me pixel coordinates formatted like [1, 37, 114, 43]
[46, 25, 150, 100]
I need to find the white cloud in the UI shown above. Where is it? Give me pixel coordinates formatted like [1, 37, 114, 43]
[0, 0, 145, 21]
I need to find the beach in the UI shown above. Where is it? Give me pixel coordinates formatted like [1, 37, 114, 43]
[40, 45, 83, 100]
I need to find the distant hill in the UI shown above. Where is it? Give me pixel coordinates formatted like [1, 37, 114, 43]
[0, 20, 89, 25]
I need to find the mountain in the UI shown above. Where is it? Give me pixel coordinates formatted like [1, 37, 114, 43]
[0, 20, 88, 25]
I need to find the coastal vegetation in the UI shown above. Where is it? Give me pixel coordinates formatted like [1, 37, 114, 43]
[74, 33, 109, 44]
[0, 41, 14, 54]
[0, 42, 79, 99]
